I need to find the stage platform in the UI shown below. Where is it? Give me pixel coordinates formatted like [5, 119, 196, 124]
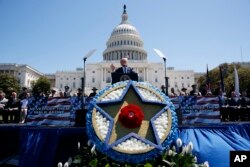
[0, 123, 250, 167]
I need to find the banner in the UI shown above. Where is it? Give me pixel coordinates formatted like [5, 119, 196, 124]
[26, 97, 82, 126]
[169, 96, 180, 109]
[170, 96, 220, 124]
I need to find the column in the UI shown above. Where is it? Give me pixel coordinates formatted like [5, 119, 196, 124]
[101, 68, 103, 82]
[144, 68, 146, 81]
[104, 68, 106, 82]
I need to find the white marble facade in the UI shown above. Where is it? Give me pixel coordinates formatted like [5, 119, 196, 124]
[0, 63, 43, 89]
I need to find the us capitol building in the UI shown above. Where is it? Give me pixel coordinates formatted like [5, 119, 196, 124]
[55, 5, 195, 95]
[0, 6, 196, 95]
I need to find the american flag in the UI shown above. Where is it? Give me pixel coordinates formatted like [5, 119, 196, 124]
[169, 96, 180, 109]
[47, 97, 71, 107]
[26, 97, 81, 126]
[179, 96, 220, 124]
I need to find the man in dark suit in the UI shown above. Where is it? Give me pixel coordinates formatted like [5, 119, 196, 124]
[4, 91, 20, 123]
[63, 86, 71, 97]
[89, 87, 98, 98]
[110, 58, 134, 74]
[110, 58, 137, 84]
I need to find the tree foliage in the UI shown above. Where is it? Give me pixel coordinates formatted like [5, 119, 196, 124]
[197, 63, 250, 96]
[31, 76, 51, 96]
[0, 73, 20, 98]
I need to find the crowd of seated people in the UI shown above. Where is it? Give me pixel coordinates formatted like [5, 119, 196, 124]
[0, 85, 101, 124]
[0, 87, 29, 124]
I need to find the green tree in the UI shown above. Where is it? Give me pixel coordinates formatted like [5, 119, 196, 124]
[32, 76, 51, 96]
[238, 66, 250, 93]
[0, 73, 20, 98]
[197, 63, 250, 96]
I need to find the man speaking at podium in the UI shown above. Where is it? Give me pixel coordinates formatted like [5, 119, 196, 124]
[110, 58, 138, 84]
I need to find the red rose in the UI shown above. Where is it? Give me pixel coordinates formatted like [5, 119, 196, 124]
[119, 104, 144, 128]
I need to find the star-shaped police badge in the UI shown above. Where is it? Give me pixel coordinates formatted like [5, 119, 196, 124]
[86, 81, 178, 163]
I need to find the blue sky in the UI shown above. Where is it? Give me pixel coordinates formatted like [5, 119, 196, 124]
[0, 0, 249, 73]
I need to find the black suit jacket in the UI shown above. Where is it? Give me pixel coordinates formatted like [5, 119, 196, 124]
[5, 98, 20, 109]
[111, 67, 138, 84]
[114, 66, 134, 74]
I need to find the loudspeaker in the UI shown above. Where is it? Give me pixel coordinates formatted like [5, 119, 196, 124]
[75, 109, 87, 127]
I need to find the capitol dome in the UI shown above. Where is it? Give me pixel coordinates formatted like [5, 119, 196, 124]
[103, 5, 148, 62]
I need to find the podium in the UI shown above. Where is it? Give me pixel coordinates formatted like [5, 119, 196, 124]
[111, 72, 138, 84]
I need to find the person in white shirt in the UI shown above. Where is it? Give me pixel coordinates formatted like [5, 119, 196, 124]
[0, 91, 8, 123]
[20, 93, 29, 123]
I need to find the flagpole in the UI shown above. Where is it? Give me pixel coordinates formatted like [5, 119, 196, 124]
[206, 64, 211, 93]
[219, 66, 225, 93]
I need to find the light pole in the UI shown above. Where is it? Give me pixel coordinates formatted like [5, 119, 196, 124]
[82, 49, 96, 109]
[153, 48, 169, 96]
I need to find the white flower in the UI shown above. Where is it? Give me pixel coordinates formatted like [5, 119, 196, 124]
[204, 161, 209, 167]
[172, 145, 176, 152]
[57, 162, 63, 167]
[176, 138, 182, 148]
[91, 144, 96, 155]
[182, 145, 187, 154]
[78, 142, 80, 149]
[187, 142, 193, 154]
[115, 138, 151, 151]
[67, 157, 72, 166]
[153, 112, 168, 139]
[168, 149, 173, 156]
[194, 156, 197, 163]
[63, 162, 69, 167]
[172, 151, 177, 156]
[95, 111, 110, 139]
